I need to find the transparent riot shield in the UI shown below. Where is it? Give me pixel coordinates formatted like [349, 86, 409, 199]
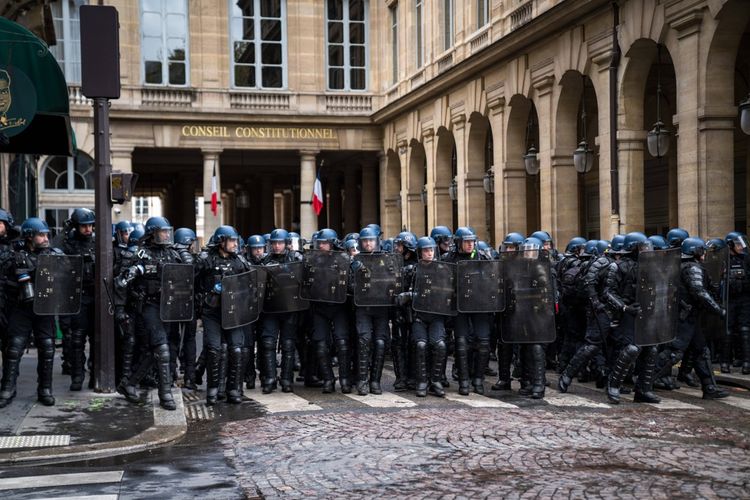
[352, 253, 404, 306]
[501, 250, 556, 343]
[412, 260, 457, 316]
[221, 270, 260, 329]
[634, 248, 680, 346]
[263, 261, 309, 313]
[701, 246, 729, 340]
[457, 260, 504, 313]
[34, 254, 83, 316]
[160, 263, 195, 322]
[300, 250, 349, 303]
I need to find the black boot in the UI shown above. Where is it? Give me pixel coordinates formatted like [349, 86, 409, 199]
[472, 341, 490, 395]
[370, 339, 385, 395]
[241, 347, 255, 390]
[280, 339, 296, 393]
[155, 344, 176, 411]
[429, 340, 446, 397]
[315, 341, 335, 393]
[741, 327, 750, 375]
[392, 330, 408, 392]
[336, 339, 352, 394]
[194, 349, 206, 386]
[226, 346, 243, 404]
[303, 341, 323, 387]
[217, 344, 227, 400]
[261, 339, 277, 394]
[455, 336, 470, 395]
[117, 350, 154, 404]
[634, 346, 661, 403]
[356, 336, 370, 395]
[696, 347, 729, 399]
[530, 344, 546, 399]
[558, 344, 599, 393]
[607, 344, 640, 404]
[69, 329, 85, 391]
[492, 342, 512, 391]
[719, 333, 732, 373]
[205, 347, 221, 405]
[37, 338, 56, 406]
[676, 353, 700, 388]
[120, 322, 135, 387]
[0, 351, 20, 408]
[415, 341, 428, 397]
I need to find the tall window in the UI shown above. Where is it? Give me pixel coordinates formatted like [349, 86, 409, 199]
[326, 0, 367, 91]
[415, 0, 423, 68]
[230, 0, 286, 89]
[141, 0, 188, 85]
[42, 153, 95, 192]
[50, 1, 81, 83]
[390, 6, 398, 85]
[477, 0, 489, 29]
[443, 0, 454, 51]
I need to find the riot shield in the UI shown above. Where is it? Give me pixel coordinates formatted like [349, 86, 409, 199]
[159, 263, 194, 322]
[457, 260, 505, 313]
[500, 250, 556, 343]
[300, 250, 349, 303]
[700, 246, 728, 340]
[263, 261, 309, 313]
[34, 254, 83, 316]
[412, 260, 457, 316]
[352, 253, 403, 306]
[253, 266, 267, 312]
[634, 248, 680, 346]
[221, 270, 260, 329]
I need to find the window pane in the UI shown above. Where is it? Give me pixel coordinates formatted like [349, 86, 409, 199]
[327, 0, 343, 20]
[231, 16, 254, 40]
[143, 0, 161, 13]
[234, 41, 255, 64]
[260, 0, 281, 18]
[234, 64, 255, 87]
[350, 45, 365, 67]
[350, 68, 365, 90]
[145, 60, 162, 83]
[328, 68, 344, 89]
[167, 0, 186, 14]
[74, 154, 95, 190]
[169, 62, 186, 84]
[44, 158, 67, 190]
[142, 12, 162, 37]
[142, 36, 162, 61]
[261, 66, 282, 88]
[166, 14, 185, 38]
[349, 22, 364, 44]
[328, 21, 343, 43]
[328, 45, 343, 67]
[231, 0, 253, 17]
[261, 43, 281, 64]
[349, 0, 364, 21]
[167, 38, 185, 60]
[260, 19, 281, 41]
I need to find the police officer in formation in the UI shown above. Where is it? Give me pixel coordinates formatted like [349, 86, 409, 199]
[1, 201, 747, 410]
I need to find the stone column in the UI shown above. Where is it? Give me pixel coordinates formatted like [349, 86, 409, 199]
[344, 165, 359, 234]
[397, 139, 409, 230]
[452, 113, 472, 232]
[111, 146, 135, 223]
[328, 173, 342, 233]
[487, 94, 507, 245]
[699, 110, 736, 237]
[202, 149, 222, 242]
[616, 129, 646, 233]
[378, 152, 401, 237]
[588, 52, 615, 239]
[299, 150, 319, 238]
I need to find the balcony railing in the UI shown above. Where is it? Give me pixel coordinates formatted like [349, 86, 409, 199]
[230, 91, 291, 110]
[325, 94, 373, 113]
[68, 85, 91, 107]
[141, 87, 195, 107]
[510, 2, 533, 31]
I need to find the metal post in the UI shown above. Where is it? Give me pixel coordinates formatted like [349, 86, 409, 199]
[93, 97, 115, 392]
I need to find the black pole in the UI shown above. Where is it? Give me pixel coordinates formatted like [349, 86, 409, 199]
[93, 97, 115, 392]
[609, 1, 621, 220]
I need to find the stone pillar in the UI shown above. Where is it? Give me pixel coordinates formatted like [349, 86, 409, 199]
[397, 139, 409, 230]
[699, 110, 736, 237]
[588, 52, 615, 239]
[328, 173, 342, 233]
[452, 113, 474, 232]
[260, 176, 275, 231]
[379, 152, 401, 237]
[616, 129, 646, 233]
[299, 150, 319, 238]
[111, 146, 135, 223]
[487, 94, 506, 245]
[344, 165, 359, 234]
[202, 149, 222, 241]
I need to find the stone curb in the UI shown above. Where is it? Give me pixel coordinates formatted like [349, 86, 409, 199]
[0, 389, 187, 466]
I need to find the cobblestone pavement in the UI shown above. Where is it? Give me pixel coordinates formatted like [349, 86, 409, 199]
[220, 382, 750, 499]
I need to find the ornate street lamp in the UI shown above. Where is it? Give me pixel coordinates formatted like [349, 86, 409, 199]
[646, 44, 671, 158]
[740, 95, 750, 136]
[483, 168, 494, 194]
[573, 76, 594, 174]
[448, 177, 458, 201]
[420, 184, 428, 205]
[524, 114, 540, 175]
[236, 190, 250, 209]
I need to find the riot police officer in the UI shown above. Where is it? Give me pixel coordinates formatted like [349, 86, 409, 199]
[172, 228, 198, 389]
[0, 218, 62, 408]
[115, 217, 183, 410]
[195, 226, 250, 405]
[242, 234, 267, 389]
[430, 226, 453, 257]
[724, 232, 749, 374]
[63, 208, 96, 391]
[666, 228, 690, 249]
[0, 209, 17, 345]
[392, 231, 418, 391]
[260, 228, 303, 394]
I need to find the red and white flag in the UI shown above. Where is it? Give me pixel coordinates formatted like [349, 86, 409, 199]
[312, 171, 324, 216]
[210, 160, 218, 217]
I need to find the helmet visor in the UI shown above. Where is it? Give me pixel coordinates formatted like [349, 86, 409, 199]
[288, 237, 301, 252]
[637, 240, 654, 253]
[521, 242, 540, 258]
[735, 235, 748, 251]
[153, 227, 174, 246]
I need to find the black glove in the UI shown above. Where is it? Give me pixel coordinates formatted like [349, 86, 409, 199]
[394, 291, 412, 307]
[114, 306, 130, 326]
[623, 303, 641, 316]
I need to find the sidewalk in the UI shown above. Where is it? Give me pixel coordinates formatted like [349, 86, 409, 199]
[0, 349, 186, 466]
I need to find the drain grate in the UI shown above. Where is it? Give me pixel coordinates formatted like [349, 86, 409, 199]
[0, 435, 71, 449]
[186, 403, 214, 421]
[182, 391, 202, 402]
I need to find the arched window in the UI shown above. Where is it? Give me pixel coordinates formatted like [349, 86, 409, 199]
[42, 152, 95, 192]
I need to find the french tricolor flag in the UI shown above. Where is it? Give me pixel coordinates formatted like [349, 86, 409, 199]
[312, 170, 324, 216]
[210, 160, 218, 217]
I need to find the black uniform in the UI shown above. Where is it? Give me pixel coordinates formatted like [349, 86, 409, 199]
[725, 251, 750, 373]
[391, 250, 417, 391]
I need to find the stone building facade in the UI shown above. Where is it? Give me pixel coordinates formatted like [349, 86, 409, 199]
[4, 0, 748, 245]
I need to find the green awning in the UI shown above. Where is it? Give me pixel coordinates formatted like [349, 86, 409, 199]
[0, 16, 74, 156]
